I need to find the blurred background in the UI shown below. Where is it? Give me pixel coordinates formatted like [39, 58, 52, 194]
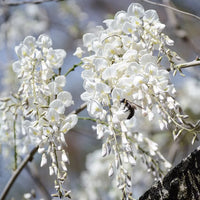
[0, 0, 200, 199]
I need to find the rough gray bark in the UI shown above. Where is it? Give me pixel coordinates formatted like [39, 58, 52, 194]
[139, 146, 200, 200]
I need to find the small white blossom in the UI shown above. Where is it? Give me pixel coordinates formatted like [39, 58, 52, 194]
[49, 166, 54, 176]
[87, 100, 106, 120]
[55, 75, 66, 87]
[61, 161, 68, 171]
[49, 99, 65, 114]
[108, 165, 114, 177]
[37, 34, 52, 48]
[95, 124, 106, 139]
[57, 91, 73, 107]
[40, 153, 47, 167]
[46, 49, 66, 69]
[60, 114, 78, 133]
[24, 193, 32, 199]
[73, 47, 84, 58]
[61, 150, 69, 163]
[46, 108, 60, 122]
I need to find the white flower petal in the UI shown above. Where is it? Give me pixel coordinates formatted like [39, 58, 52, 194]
[61, 150, 69, 163]
[37, 34, 52, 48]
[55, 75, 66, 88]
[127, 3, 144, 18]
[57, 91, 73, 107]
[49, 99, 65, 114]
[40, 153, 47, 167]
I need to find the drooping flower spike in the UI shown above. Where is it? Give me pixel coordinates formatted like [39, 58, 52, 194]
[0, 34, 78, 198]
[78, 3, 194, 198]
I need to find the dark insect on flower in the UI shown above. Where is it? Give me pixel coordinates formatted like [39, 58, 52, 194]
[120, 98, 143, 119]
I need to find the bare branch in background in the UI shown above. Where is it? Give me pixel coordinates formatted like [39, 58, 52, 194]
[72, 103, 87, 115]
[0, 0, 63, 6]
[25, 164, 52, 200]
[0, 145, 39, 200]
[163, 0, 200, 55]
[175, 59, 200, 69]
[140, 0, 200, 21]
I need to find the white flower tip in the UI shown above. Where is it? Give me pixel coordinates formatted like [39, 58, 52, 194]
[40, 153, 47, 167]
[73, 47, 84, 58]
[37, 34, 52, 48]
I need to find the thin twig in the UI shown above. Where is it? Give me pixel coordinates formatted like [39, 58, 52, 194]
[78, 116, 96, 123]
[64, 61, 83, 77]
[25, 164, 52, 199]
[167, 59, 200, 72]
[0, 0, 63, 6]
[163, 0, 200, 55]
[71, 102, 87, 115]
[175, 60, 200, 69]
[140, 0, 200, 22]
[13, 118, 17, 170]
[0, 145, 39, 200]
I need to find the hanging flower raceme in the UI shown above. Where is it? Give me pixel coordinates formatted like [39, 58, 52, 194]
[0, 34, 78, 198]
[77, 3, 198, 198]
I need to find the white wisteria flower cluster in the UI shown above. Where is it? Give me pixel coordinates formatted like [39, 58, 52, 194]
[75, 149, 154, 200]
[0, 34, 77, 198]
[75, 149, 122, 200]
[0, 5, 48, 48]
[77, 3, 194, 198]
[178, 77, 200, 115]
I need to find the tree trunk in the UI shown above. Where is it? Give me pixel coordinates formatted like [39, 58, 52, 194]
[139, 146, 200, 200]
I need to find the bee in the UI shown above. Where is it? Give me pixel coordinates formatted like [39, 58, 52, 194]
[120, 98, 143, 119]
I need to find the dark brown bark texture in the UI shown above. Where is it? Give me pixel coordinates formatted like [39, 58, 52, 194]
[139, 146, 200, 200]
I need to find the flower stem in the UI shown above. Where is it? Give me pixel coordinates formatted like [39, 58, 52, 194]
[78, 116, 96, 123]
[13, 116, 17, 170]
[64, 61, 83, 77]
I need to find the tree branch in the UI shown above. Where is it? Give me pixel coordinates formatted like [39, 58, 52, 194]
[0, 0, 63, 6]
[175, 60, 200, 69]
[139, 146, 200, 200]
[72, 102, 87, 115]
[167, 59, 200, 72]
[140, 0, 200, 21]
[25, 164, 51, 199]
[163, 0, 200, 55]
[0, 145, 39, 200]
